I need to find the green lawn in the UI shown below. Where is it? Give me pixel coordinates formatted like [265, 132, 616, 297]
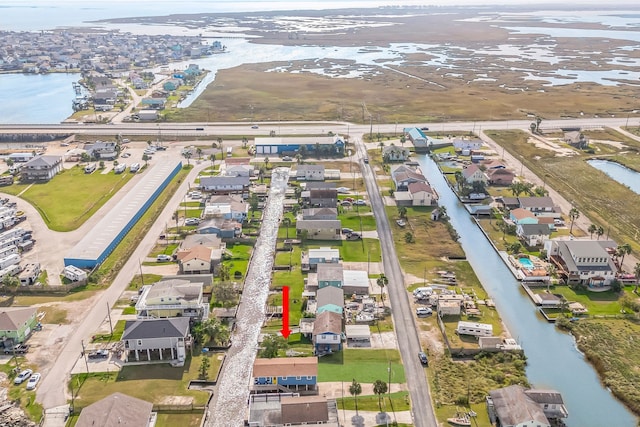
[7, 165, 133, 231]
[318, 349, 405, 383]
[339, 212, 377, 232]
[91, 320, 126, 343]
[549, 286, 625, 316]
[155, 413, 203, 427]
[337, 391, 411, 412]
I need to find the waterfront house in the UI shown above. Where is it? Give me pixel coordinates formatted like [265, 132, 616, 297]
[405, 128, 428, 151]
[302, 247, 340, 271]
[296, 220, 341, 241]
[199, 176, 250, 195]
[461, 164, 488, 186]
[296, 164, 325, 181]
[382, 145, 410, 162]
[197, 218, 242, 239]
[486, 168, 515, 186]
[162, 78, 182, 91]
[0, 307, 38, 346]
[301, 207, 338, 221]
[544, 239, 617, 287]
[252, 357, 318, 393]
[316, 286, 344, 315]
[317, 263, 344, 289]
[487, 385, 568, 427]
[516, 223, 551, 247]
[518, 197, 557, 215]
[408, 181, 437, 206]
[496, 196, 520, 210]
[509, 208, 538, 225]
[456, 321, 493, 337]
[391, 165, 427, 192]
[453, 138, 483, 151]
[313, 311, 343, 354]
[122, 317, 190, 362]
[176, 245, 214, 274]
[76, 393, 155, 427]
[20, 155, 63, 182]
[205, 195, 249, 222]
[135, 279, 209, 320]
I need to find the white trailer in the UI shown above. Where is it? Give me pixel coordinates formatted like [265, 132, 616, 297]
[0, 264, 21, 278]
[114, 163, 126, 174]
[0, 237, 21, 250]
[456, 321, 493, 337]
[0, 245, 18, 259]
[63, 265, 88, 282]
[0, 227, 25, 241]
[0, 254, 20, 270]
[19, 263, 40, 286]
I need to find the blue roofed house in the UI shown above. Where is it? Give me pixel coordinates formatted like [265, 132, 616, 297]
[252, 357, 318, 393]
[510, 208, 539, 225]
[163, 78, 183, 91]
[313, 310, 343, 354]
[140, 98, 166, 110]
[317, 263, 344, 289]
[316, 285, 344, 315]
[405, 127, 428, 151]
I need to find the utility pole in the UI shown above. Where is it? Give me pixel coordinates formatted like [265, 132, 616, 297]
[107, 302, 113, 335]
[139, 259, 145, 288]
[81, 340, 89, 374]
[369, 115, 373, 141]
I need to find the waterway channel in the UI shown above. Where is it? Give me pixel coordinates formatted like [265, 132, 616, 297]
[587, 159, 640, 195]
[208, 167, 289, 426]
[416, 154, 637, 427]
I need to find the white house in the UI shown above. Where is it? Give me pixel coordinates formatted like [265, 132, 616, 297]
[297, 165, 325, 181]
[461, 164, 487, 185]
[135, 279, 209, 320]
[456, 321, 493, 337]
[176, 246, 213, 274]
[408, 181, 437, 206]
[544, 239, 617, 288]
[516, 223, 551, 247]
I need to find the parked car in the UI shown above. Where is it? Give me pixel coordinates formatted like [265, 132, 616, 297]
[88, 349, 109, 359]
[340, 201, 352, 207]
[4, 344, 29, 354]
[421, 126, 430, 131]
[14, 369, 32, 385]
[185, 218, 201, 226]
[26, 373, 41, 390]
[155, 145, 167, 151]
[156, 254, 172, 262]
[282, 156, 292, 161]
[341, 228, 353, 235]
[418, 351, 429, 366]
[355, 200, 367, 206]
[416, 307, 433, 317]
[346, 232, 362, 240]
[121, 152, 131, 158]
[337, 187, 350, 194]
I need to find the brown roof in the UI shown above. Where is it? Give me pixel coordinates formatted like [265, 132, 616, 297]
[281, 395, 329, 424]
[252, 357, 318, 378]
[313, 310, 342, 335]
[0, 307, 37, 331]
[76, 392, 153, 427]
[510, 208, 536, 220]
[176, 245, 212, 262]
[224, 157, 250, 165]
[407, 181, 434, 195]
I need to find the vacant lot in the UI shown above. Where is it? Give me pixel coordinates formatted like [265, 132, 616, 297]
[318, 349, 405, 383]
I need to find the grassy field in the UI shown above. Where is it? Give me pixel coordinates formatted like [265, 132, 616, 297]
[4, 165, 133, 231]
[485, 129, 640, 253]
[302, 239, 381, 263]
[318, 349, 405, 383]
[337, 391, 410, 412]
[559, 319, 640, 415]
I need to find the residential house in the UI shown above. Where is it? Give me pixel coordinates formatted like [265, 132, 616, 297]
[199, 176, 250, 195]
[306, 189, 338, 208]
[408, 181, 437, 206]
[255, 135, 345, 156]
[302, 247, 340, 271]
[176, 245, 213, 274]
[304, 182, 336, 191]
[483, 159, 507, 169]
[247, 394, 339, 427]
[487, 385, 568, 427]
[461, 164, 487, 186]
[0, 307, 38, 347]
[391, 165, 427, 192]
[224, 164, 254, 177]
[453, 138, 484, 151]
[197, 218, 241, 238]
[317, 263, 344, 289]
[122, 317, 190, 362]
[181, 234, 224, 251]
[301, 208, 338, 221]
[252, 356, 318, 393]
[140, 98, 166, 110]
[486, 168, 515, 186]
[544, 239, 617, 287]
[76, 393, 155, 427]
[205, 195, 248, 222]
[296, 220, 341, 240]
[509, 208, 539, 225]
[162, 78, 182, 91]
[313, 310, 343, 354]
[135, 279, 209, 320]
[405, 128, 428, 151]
[518, 197, 559, 218]
[497, 196, 520, 210]
[517, 223, 551, 247]
[85, 141, 118, 160]
[382, 145, 410, 162]
[342, 269, 369, 295]
[296, 164, 325, 181]
[316, 286, 344, 315]
[20, 155, 63, 182]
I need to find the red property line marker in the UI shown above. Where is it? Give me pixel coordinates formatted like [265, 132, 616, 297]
[280, 286, 292, 339]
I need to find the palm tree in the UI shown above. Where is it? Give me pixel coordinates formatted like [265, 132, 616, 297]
[373, 379, 388, 412]
[196, 147, 203, 160]
[349, 379, 362, 416]
[209, 154, 215, 168]
[282, 217, 291, 239]
[182, 151, 192, 166]
[264, 157, 270, 170]
[142, 153, 149, 167]
[454, 171, 464, 191]
[295, 153, 303, 164]
[496, 218, 507, 241]
[596, 226, 604, 240]
[568, 208, 580, 235]
[376, 274, 389, 307]
[588, 224, 597, 239]
[379, 141, 385, 152]
[616, 243, 632, 271]
[634, 262, 640, 293]
[397, 206, 407, 220]
[242, 137, 248, 149]
[546, 264, 557, 291]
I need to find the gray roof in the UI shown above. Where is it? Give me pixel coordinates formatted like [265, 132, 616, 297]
[302, 208, 338, 220]
[24, 155, 61, 168]
[122, 317, 190, 340]
[518, 196, 555, 209]
[317, 263, 344, 282]
[317, 286, 344, 308]
[0, 307, 36, 331]
[146, 279, 202, 302]
[298, 164, 325, 172]
[296, 220, 341, 230]
[76, 392, 153, 427]
[489, 385, 549, 426]
[519, 224, 551, 236]
[182, 234, 223, 250]
[563, 240, 614, 259]
[200, 176, 250, 187]
[524, 389, 565, 405]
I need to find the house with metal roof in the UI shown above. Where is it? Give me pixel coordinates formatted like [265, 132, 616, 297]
[247, 394, 340, 427]
[544, 238, 617, 287]
[296, 164, 325, 181]
[302, 247, 340, 271]
[121, 317, 190, 363]
[199, 176, 250, 195]
[76, 392, 155, 427]
[20, 155, 62, 182]
[296, 220, 341, 241]
[317, 263, 344, 289]
[342, 269, 370, 295]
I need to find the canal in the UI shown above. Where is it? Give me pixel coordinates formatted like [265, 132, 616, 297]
[208, 167, 289, 426]
[416, 155, 636, 427]
[587, 159, 640, 195]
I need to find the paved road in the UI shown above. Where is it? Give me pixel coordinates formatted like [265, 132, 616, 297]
[36, 158, 211, 409]
[354, 135, 438, 427]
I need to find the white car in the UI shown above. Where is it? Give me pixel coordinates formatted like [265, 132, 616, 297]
[355, 199, 367, 206]
[416, 307, 433, 317]
[26, 373, 41, 390]
[156, 254, 172, 262]
[337, 187, 350, 194]
[14, 369, 32, 385]
[185, 218, 201, 226]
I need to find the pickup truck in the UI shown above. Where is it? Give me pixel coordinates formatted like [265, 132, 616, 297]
[4, 344, 29, 354]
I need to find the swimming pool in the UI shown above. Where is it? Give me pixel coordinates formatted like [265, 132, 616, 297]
[519, 257, 535, 269]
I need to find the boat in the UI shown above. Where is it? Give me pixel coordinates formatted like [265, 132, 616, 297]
[447, 413, 471, 426]
[396, 219, 406, 227]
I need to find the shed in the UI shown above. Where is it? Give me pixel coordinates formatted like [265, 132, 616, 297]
[345, 325, 371, 343]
